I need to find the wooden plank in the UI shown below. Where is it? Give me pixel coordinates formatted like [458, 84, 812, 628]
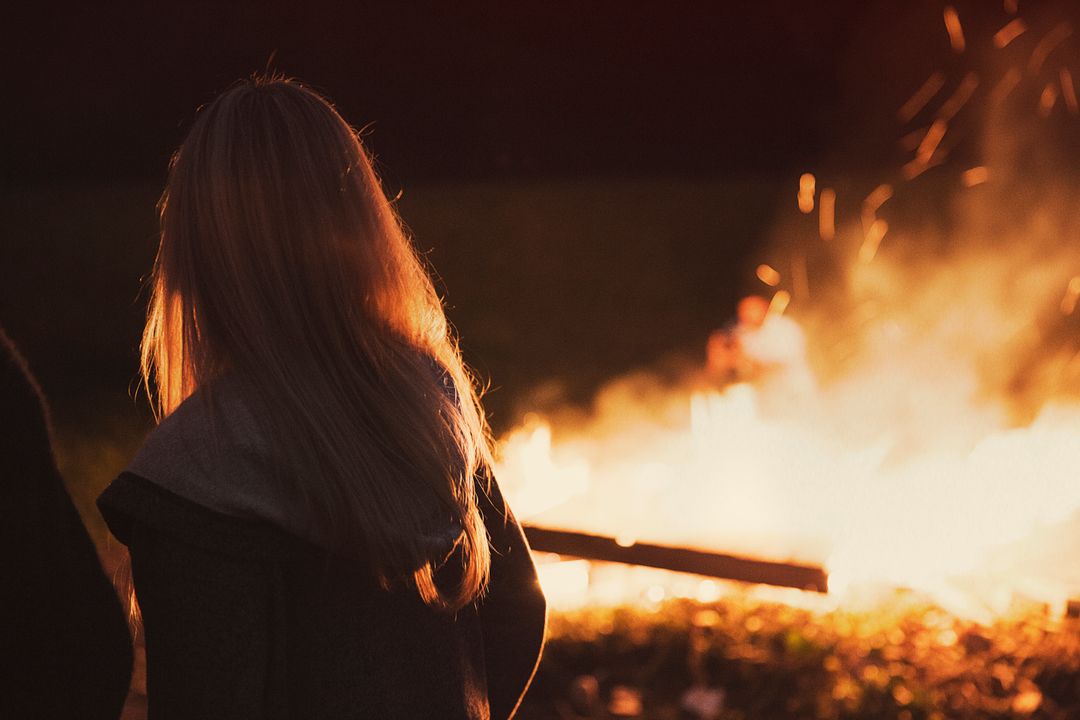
[522, 525, 828, 593]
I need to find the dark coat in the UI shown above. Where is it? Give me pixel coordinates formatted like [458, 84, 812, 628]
[97, 386, 546, 720]
[0, 327, 132, 720]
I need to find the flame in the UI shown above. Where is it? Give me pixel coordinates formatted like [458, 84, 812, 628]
[495, 188, 1080, 618]
[494, 5, 1080, 621]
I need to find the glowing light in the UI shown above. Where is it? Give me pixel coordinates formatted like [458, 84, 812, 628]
[863, 184, 893, 214]
[495, 5, 1080, 621]
[991, 68, 1023, 105]
[993, 19, 1027, 49]
[916, 120, 948, 164]
[858, 219, 888, 264]
[1038, 83, 1059, 117]
[797, 173, 816, 214]
[756, 264, 782, 287]
[943, 7, 965, 54]
[1029, 23, 1073, 75]
[961, 166, 989, 187]
[767, 290, 791, 317]
[1061, 68, 1079, 114]
[535, 557, 591, 609]
[898, 72, 946, 123]
[901, 158, 929, 180]
[1062, 276, 1080, 315]
[818, 188, 836, 241]
[937, 72, 979, 121]
[1004, 0, 1019, 14]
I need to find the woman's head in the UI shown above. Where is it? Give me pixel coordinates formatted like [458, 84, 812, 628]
[143, 76, 492, 610]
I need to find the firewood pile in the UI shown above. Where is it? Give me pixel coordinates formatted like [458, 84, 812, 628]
[516, 594, 1080, 720]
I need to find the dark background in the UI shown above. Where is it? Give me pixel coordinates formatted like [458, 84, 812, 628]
[3, 0, 1077, 455]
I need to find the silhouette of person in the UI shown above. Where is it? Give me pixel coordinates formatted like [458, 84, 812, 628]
[0, 326, 132, 719]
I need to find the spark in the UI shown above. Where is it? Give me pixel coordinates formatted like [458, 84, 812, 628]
[1039, 83, 1059, 117]
[756, 264, 782, 287]
[991, 68, 1023, 105]
[861, 184, 893, 235]
[1061, 68, 1079, 114]
[1004, 0, 1018, 14]
[1029, 23, 1073, 75]
[863, 184, 894, 213]
[961, 166, 989, 187]
[899, 127, 927, 152]
[937, 73, 980, 121]
[944, 7, 966, 54]
[916, 120, 948, 164]
[819, 188, 836, 241]
[767, 290, 791, 317]
[994, 19, 1027, 49]
[901, 159, 927, 180]
[898, 72, 946, 123]
[797, 173, 816, 214]
[858, 219, 888, 264]
[1063, 276, 1080, 315]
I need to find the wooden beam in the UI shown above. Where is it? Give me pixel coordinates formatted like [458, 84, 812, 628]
[522, 525, 828, 593]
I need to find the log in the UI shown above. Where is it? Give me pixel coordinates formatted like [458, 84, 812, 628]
[522, 525, 828, 593]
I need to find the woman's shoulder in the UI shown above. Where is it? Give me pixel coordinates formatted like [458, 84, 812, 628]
[105, 379, 320, 549]
[98, 470, 308, 562]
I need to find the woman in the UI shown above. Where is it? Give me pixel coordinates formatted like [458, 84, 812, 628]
[98, 76, 546, 719]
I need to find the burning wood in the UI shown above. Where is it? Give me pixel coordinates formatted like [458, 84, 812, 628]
[522, 525, 829, 593]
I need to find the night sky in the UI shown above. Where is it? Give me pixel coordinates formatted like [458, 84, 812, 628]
[5, 1, 882, 187]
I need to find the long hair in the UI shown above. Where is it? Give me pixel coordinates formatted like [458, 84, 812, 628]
[142, 76, 492, 611]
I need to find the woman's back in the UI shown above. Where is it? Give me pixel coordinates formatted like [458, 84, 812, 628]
[99, 384, 545, 719]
